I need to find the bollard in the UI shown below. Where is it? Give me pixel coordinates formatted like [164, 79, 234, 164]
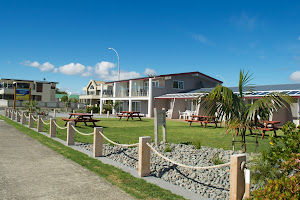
[5, 108, 8, 117]
[21, 111, 27, 125]
[91, 110, 93, 115]
[93, 127, 103, 157]
[54, 109, 56, 118]
[16, 111, 20, 122]
[244, 169, 251, 198]
[67, 121, 75, 145]
[107, 111, 109, 118]
[230, 154, 246, 200]
[138, 136, 151, 177]
[37, 115, 43, 132]
[29, 113, 34, 128]
[50, 118, 56, 137]
[11, 109, 15, 120]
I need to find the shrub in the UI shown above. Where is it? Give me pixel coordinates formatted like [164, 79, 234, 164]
[192, 139, 201, 149]
[211, 153, 224, 165]
[164, 144, 172, 152]
[86, 105, 100, 113]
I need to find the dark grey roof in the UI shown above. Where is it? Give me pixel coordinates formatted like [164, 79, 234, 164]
[190, 83, 300, 93]
[1, 78, 58, 84]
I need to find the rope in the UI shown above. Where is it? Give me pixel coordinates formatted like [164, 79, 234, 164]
[98, 131, 139, 147]
[32, 116, 37, 121]
[53, 121, 67, 130]
[71, 125, 94, 136]
[146, 143, 230, 170]
[41, 118, 50, 125]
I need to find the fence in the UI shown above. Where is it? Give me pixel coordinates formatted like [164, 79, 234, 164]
[3, 107, 251, 200]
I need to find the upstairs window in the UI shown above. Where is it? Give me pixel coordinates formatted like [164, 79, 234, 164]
[90, 85, 94, 89]
[173, 81, 184, 90]
[152, 80, 159, 87]
[37, 83, 43, 92]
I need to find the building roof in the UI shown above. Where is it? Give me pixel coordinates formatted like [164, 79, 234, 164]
[105, 71, 223, 84]
[155, 83, 300, 99]
[55, 94, 80, 99]
[0, 78, 58, 84]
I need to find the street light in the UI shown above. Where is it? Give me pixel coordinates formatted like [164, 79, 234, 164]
[216, 75, 227, 86]
[108, 48, 120, 80]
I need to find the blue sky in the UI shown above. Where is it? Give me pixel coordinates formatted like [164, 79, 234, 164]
[1, 0, 300, 94]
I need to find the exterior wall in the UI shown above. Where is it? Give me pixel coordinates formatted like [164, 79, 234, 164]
[272, 102, 298, 126]
[171, 99, 188, 119]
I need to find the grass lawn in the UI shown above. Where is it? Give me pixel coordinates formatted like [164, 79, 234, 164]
[39, 117, 280, 153]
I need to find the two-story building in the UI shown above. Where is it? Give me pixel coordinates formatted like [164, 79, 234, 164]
[79, 79, 113, 106]
[0, 78, 58, 102]
[99, 72, 222, 117]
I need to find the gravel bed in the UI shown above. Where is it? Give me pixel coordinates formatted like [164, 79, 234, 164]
[75, 142, 257, 200]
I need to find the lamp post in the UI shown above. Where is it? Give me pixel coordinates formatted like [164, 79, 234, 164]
[108, 48, 120, 80]
[216, 75, 227, 86]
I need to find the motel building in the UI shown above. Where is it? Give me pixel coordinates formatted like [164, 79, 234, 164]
[99, 72, 222, 117]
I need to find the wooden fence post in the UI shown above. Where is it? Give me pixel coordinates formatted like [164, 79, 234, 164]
[244, 169, 251, 198]
[37, 115, 43, 132]
[11, 109, 15, 120]
[93, 127, 103, 157]
[138, 136, 151, 177]
[16, 111, 20, 122]
[67, 121, 75, 145]
[28, 113, 34, 128]
[5, 108, 8, 117]
[230, 154, 246, 200]
[21, 111, 27, 125]
[50, 118, 56, 137]
[8, 108, 12, 118]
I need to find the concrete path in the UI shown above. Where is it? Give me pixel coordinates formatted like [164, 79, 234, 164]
[0, 120, 136, 200]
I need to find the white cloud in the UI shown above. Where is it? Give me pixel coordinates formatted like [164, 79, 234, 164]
[143, 68, 157, 76]
[94, 61, 116, 77]
[109, 70, 141, 81]
[192, 34, 208, 44]
[82, 66, 94, 77]
[231, 12, 256, 30]
[289, 71, 300, 82]
[59, 63, 86, 75]
[21, 60, 56, 72]
[298, 36, 300, 40]
[53, 68, 58, 73]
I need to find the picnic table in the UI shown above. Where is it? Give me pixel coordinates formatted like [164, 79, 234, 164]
[116, 111, 144, 121]
[258, 120, 280, 139]
[62, 113, 100, 126]
[185, 115, 218, 128]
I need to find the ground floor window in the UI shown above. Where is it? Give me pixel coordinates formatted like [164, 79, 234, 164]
[132, 101, 141, 112]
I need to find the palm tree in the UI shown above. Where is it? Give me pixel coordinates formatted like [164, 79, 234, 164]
[23, 100, 40, 113]
[201, 70, 295, 152]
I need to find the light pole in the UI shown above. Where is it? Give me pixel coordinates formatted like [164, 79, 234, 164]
[108, 48, 120, 80]
[216, 75, 227, 86]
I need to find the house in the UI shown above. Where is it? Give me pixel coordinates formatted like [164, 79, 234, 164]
[99, 72, 222, 117]
[79, 79, 113, 106]
[155, 83, 300, 126]
[0, 78, 58, 102]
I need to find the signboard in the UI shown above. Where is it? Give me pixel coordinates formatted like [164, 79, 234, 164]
[16, 88, 30, 100]
[156, 110, 166, 125]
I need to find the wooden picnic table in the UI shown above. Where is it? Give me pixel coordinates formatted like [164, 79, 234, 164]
[185, 115, 218, 128]
[117, 111, 144, 121]
[62, 113, 100, 126]
[258, 120, 280, 139]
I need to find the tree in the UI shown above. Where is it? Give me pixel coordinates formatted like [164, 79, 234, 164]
[60, 96, 68, 102]
[56, 88, 67, 94]
[201, 70, 295, 152]
[23, 100, 40, 113]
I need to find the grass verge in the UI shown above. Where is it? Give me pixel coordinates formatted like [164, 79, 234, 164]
[0, 115, 185, 200]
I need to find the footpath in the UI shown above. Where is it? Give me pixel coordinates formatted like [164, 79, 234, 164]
[0, 120, 136, 200]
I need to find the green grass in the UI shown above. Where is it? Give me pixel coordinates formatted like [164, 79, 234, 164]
[0, 115, 185, 200]
[38, 117, 281, 153]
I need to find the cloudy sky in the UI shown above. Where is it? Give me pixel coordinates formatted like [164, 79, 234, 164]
[1, 0, 300, 94]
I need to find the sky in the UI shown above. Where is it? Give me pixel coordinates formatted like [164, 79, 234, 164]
[1, 0, 300, 94]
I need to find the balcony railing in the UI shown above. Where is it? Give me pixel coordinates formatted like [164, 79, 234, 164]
[116, 88, 129, 97]
[131, 86, 149, 97]
[103, 89, 113, 97]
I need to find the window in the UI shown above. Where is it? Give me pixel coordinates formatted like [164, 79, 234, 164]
[132, 101, 141, 112]
[173, 80, 184, 89]
[90, 91, 94, 95]
[90, 85, 94, 89]
[36, 83, 43, 92]
[152, 80, 159, 87]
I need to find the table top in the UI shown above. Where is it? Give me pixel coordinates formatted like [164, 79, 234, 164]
[68, 113, 93, 116]
[190, 115, 217, 118]
[120, 111, 140, 114]
[261, 120, 281, 125]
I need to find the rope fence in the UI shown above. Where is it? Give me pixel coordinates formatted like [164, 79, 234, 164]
[41, 118, 50, 125]
[32, 116, 37, 121]
[146, 143, 230, 170]
[53, 121, 67, 130]
[71, 125, 94, 136]
[98, 131, 139, 147]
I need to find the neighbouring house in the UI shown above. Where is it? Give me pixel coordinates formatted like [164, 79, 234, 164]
[0, 78, 58, 102]
[155, 83, 300, 126]
[99, 71, 222, 117]
[79, 79, 113, 106]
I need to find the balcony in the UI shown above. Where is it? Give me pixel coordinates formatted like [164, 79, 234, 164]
[103, 89, 113, 97]
[131, 86, 149, 97]
[116, 88, 129, 97]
